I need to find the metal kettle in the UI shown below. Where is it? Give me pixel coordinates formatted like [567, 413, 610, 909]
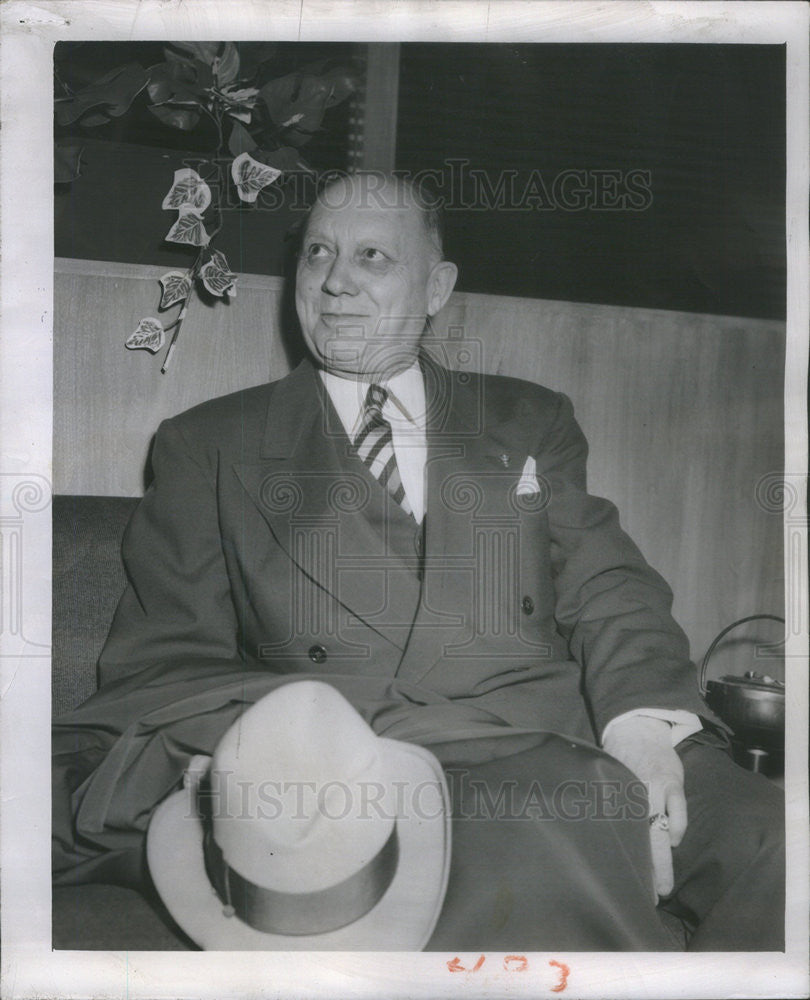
[699, 614, 785, 771]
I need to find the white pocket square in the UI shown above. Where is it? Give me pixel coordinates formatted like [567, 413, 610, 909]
[516, 455, 541, 495]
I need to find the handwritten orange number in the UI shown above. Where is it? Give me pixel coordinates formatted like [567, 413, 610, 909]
[503, 955, 528, 971]
[549, 960, 570, 992]
[447, 955, 486, 973]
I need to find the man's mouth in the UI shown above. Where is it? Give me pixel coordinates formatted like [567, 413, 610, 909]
[320, 313, 369, 325]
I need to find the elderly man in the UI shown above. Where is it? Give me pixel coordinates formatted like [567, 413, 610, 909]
[53, 172, 783, 951]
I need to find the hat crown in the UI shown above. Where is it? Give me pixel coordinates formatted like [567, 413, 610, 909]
[211, 681, 395, 893]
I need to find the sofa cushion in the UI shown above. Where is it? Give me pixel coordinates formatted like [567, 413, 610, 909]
[52, 495, 139, 717]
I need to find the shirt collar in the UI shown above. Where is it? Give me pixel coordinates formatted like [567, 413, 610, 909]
[319, 362, 426, 440]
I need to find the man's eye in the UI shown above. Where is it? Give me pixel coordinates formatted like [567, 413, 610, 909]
[306, 243, 330, 260]
[361, 248, 386, 262]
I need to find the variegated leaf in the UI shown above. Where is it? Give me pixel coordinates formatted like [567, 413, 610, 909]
[126, 318, 165, 353]
[231, 152, 282, 204]
[161, 168, 212, 212]
[200, 257, 238, 297]
[159, 270, 193, 309]
[165, 207, 210, 247]
[213, 42, 240, 86]
[221, 85, 260, 105]
[227, 108, 253, 124]
[208, 249, 231, 272]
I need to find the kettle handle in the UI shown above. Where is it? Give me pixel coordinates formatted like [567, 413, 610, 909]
[698, 614, 785, 695]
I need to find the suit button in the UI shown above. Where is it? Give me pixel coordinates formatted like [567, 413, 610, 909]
[521, 596, 534, 615]
[308, 644, 327, 663]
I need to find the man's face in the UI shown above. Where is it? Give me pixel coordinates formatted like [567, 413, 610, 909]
[295, 179, 447, 379]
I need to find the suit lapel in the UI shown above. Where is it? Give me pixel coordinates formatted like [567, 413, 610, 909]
[396, 363, 524, 683]
[233, 359, 417, 649]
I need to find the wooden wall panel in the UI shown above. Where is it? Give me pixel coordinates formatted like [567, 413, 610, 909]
[430, 294, 785, 667]
[54, 259, 293, 497]
[54, 258, 784, 664]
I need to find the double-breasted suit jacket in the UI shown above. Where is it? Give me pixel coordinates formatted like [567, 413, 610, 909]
[99, 355, 711, 743]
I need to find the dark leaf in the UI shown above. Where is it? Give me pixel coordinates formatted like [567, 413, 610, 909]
[294, 60, 358, 107]
[237, 42, 277, 81]
[147, 60, 208, 106]
[278, 125, 321, 149]
[256, 145, 309, 174]
[79, 112, 112, 127]
[54, 143, 84, 183]
[191, 58, 214, 91]
[54, 62, 148, 125]
[214, 43, 240, 86]
[148, 103, 201, 131]
[321, 66, 359, 107]
[168, 42, 221, 65]
[259, 72, 328, 133]
[228, 120, 257, 157]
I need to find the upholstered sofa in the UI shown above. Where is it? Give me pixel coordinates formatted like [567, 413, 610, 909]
[52, 494, 194, 949]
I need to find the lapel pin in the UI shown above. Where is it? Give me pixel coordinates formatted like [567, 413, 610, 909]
[500, 453, 510, 467]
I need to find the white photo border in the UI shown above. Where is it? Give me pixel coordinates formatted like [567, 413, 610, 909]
[1, 2, 807, 997]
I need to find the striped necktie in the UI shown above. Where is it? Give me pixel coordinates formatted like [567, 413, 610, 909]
[354, 384, 413, 516]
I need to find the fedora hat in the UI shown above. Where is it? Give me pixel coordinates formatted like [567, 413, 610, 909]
[147, 680, 451, 949]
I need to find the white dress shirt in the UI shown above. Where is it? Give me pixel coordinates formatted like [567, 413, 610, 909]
[319, 363, 702, 748]
[320, 363, 428, 523]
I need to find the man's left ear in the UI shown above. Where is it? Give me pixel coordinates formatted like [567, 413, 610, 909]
[426, 260, 458, 317]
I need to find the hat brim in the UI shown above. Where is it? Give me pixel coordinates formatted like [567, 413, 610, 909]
[146, 738, 451, 950]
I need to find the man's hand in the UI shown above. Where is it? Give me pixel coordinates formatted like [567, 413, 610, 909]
[602, 715, 686, 899]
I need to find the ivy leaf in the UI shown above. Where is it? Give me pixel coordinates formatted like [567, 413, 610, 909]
[126, 318, 165, 353]
[54, 143, 84, 183]
[158, 270, 193, 309]
[200, 252, 238, 297]
[165, 207, 210, 246]
[148, 103, 201, 131]
[231, 151, 281, 203]
[228, 121, 257, 157]
[162, 168, 212, 212]
[54, 62, 149, 126]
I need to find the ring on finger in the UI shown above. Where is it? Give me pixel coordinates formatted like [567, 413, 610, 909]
[648, 812, 670, 832]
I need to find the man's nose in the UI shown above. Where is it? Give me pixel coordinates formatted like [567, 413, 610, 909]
[321, 254, 358, 296]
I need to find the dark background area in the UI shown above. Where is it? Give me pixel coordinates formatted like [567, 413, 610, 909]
[55, 42, 785, 319]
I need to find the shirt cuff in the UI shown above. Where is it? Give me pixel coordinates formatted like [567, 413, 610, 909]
[601, 708, 703, 748]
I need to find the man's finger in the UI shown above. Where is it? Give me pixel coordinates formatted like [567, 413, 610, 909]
[664, 783, 688, 847]
[650, 826, 674, 897]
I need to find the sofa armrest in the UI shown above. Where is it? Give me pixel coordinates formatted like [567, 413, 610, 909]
[52, 494, 140, 717]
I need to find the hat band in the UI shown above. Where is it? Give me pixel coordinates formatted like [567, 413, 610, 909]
[203, 823, 400, 936]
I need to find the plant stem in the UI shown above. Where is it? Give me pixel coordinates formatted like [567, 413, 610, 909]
[161, 301, 189, 374]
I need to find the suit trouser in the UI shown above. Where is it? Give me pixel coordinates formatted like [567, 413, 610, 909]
[425, 734, 785, 951]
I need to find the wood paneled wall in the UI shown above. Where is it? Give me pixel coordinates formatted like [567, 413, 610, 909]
[54, 257, 785, 665]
